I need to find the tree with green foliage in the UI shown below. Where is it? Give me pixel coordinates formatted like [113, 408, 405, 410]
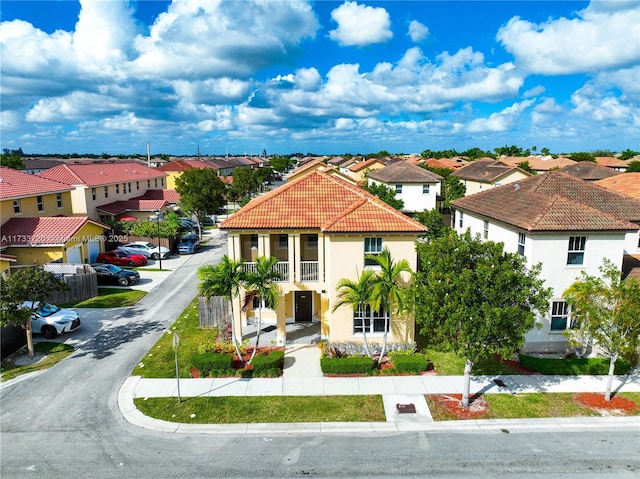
[124, 212, 180, 238]
[563, 259, 640, 402]
[494, 145, 526, 157]
[332, 269, 377, 358]
[230, 168, 258, 202]
[0, 153, 24, 170]
[411, 232, 551, 407]
[569, 152, 596, 162]
[367, 248, 412, 364]
[625, 160, 640, 172]
[364, 182, 404, 210]
[0, 268, 69, 358]
[423, 165, 453, 179]
[442, 176, 466, 208]
[269, 156, 291, 172]
[460, 147, 493, 161]
[540, 147, 551, 156]
[254, 166, 274, 186]
[175, 168, 226, 237]
[619, 149, 639, 161]
[198, 256, 246, 363]
[517, 160, 535, 175]
[244, 256, 282, 364]
[414, 209, 451, 241]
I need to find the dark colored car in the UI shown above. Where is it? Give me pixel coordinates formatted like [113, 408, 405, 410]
[92, 264, 140, 286]
[178, 233, 201, 254]
[97, 249, 148, 266]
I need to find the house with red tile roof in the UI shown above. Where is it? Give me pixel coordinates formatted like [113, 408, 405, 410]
[346, 157, 387, 184]
[595, 156, 630, 171]
[499, 155, 576, 173]
[367, 162, 443, 213]
[451, 171, 640, 353]
[219, 170, 426, 345]
[451, 159, 532, 196]
[37, 163, 167, 222]
[595, 173, 640, 200]
[157, 159, 217, 189]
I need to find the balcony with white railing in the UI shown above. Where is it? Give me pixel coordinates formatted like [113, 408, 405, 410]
[300, 261, 319, 282]
[242, 261, 290, 282]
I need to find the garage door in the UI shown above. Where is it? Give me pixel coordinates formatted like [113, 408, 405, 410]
[88, 241, 100, 263]
[66, 245, 82, 264]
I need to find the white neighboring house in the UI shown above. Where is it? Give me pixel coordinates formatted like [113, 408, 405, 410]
[451, 158, 532, 196]
[451, 171, 640, 353]
[367, 161, 443, 213]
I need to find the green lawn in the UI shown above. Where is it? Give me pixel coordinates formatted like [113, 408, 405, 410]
[132, 296, 219, 378]
[135, 395, 385, 423]
[60, 288, 146, 308]
[1, 342, 75, 382]
[421, 348, 523, 375]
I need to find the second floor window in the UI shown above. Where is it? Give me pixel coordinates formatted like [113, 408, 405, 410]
[56, 193, 63, 208]
[128, 182, 132, 193]
[154, 179, 158, 187]
[104, 186, 109, 198]
[518, 232, 526, 256]
[278, 234, 288, 249]
[136, 181, 140, 190]
[422, 184, 430, 194]
[458, 211, 464, 229]
[13, 199, 21, 214]
[483, 220, 489, 239]
[91, 188, 96, 200]
[37, 195, 44, 211]
[147, 180, 151, 188]
[567, 236, 586, 265]
[395, 185, 402, 194]
[364, 237, 382, 267]
[116, 184, 120, 194]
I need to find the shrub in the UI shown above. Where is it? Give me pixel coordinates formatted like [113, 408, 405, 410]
[325, 341, 416, 358]
[519, 354, 632, 375]
[391, 354, 428, 374]
[191, 352, 233, 377]
[320, 356, 375, 374]
[251, 350, 284, 375]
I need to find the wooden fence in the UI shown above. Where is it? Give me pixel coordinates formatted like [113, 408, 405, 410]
[42, 263, 98, 304]
[198, 296, 232, 329]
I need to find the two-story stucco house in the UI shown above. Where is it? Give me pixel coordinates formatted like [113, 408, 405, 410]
[219, 170, 427, 346]
[0, 167, 107, 266]
[451, 159, 532, 196]
[156, 159, 217, 190]
[367, 161, 443, 213]
[37, 163, 167, 222]
[451, 171, 640, 353]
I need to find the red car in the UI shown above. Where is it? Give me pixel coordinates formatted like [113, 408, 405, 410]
[96, 250, 148, 266]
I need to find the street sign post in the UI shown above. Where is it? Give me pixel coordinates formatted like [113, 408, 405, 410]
[173, 332, 181, 403]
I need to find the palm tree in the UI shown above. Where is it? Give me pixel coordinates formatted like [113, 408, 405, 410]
[244, 256, 282, 364]
[197, 256, 246, 363]
[368, 247, 412, 364]
[332, 269, 376, 358]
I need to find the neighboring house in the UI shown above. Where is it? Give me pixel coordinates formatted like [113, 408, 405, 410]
[595, 173, 640, 200]
[287, 159, 332, 181]
[219, 171, 426, 346]
[499, 156, 576, 174]
[207, 156, 252, 177]
[0, 253, 17, 277]
[157, 159, 216, 190]
[347, 157, 387, 185]
[451, 159, 531, 196]
[1, 166, 75, 220]
[367, 162, 443, 213]
[1, 216, 108, 266]
[559, 162, 622, 181]
[595, 156, 629, 172]
[19, 158, 65, 174]
[37, 163, 167, 222]
[451, 171, 640, 353]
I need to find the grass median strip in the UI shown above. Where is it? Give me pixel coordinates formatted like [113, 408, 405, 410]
[134, 395, 385, 423]
[60, 288, 146, 308]
[1, 342, 75, 382]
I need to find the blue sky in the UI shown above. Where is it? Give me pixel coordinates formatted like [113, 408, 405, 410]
[1, 0, 638, 156]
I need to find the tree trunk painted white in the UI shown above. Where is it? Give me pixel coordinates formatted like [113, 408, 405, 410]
[25, 318, 34, 359]
[605, 351, 618, 402]
[461, 359, 474, 408]
[378, 312, 389, 365]
[230, 299, 243, 365]
[360, 304, 371, 359]
[248, 300, 264, 364]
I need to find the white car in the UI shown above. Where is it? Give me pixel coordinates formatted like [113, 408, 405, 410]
[117, 241, 170, 260]
[22, 301, 81, 340]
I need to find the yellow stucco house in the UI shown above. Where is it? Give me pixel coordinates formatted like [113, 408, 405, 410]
[157, 159, 218, 190]
[451, 159, 532, 196]
[219, 170, 427, 345]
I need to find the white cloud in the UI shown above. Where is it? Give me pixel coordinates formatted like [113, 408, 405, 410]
[497, 1, 640, 74]
[523, 85, 545, 98]
[466, 99, 534, 133]
[329, 1, 392, 47]
[408, 20, 428, 43]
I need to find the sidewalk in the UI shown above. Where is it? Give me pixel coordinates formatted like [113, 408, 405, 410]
[119, 345, 640, 435]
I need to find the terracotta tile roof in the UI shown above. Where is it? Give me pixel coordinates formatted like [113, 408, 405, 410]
[220, 171, 427, 233]
[595, 173, 640, 200]
[348, 157, 386, 172]
[156, 160, 214, 172]
[288, 159, 332, 179]
[452, 171, 640, 232]
[500, 156, 576, 171]
[0, 216, 107, 246]
[138, 189, 181, 203]
[1, 167, 74, 199]
[423, 158, 455, 171]
[451, 159, 529, 183]
[404, 156, 425, 165]
[37, 163, 166, 187]
[622, 254, 640, 281]
[95, 198, 167, 215]
[595, 157, 629, 168]
[559, 162, 622, 181]
[368, 161, 443, 183]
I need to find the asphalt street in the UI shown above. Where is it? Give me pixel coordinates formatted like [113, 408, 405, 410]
[1, 231, 639, 478]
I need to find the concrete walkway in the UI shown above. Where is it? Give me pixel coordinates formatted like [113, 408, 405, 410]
[119, 345, 640, 435]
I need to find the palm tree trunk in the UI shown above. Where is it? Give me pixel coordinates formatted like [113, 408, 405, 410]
[378, 312, 389, 365]
[605, 351, 618, 402]
[248, 300, 263, 364]
[360, 304, 371, 358]
[230, 300, 243, 365]
[461, 359, 474, 408]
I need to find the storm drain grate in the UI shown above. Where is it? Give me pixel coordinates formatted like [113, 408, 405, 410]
[396, 403, 416, 414]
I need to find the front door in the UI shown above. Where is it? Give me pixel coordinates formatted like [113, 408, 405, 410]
[294, 291, 312, 323]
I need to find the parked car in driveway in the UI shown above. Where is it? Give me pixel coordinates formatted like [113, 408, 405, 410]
[92, 264, 140, 286]
[97, 249, 148, 266]
[177, 233, 200, 254]
[21, 301, 81, 339]
[117, 241, 170, 260]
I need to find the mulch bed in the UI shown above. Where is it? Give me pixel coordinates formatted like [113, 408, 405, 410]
[431, 394, 489, 419]
[574, 393, 638, 414]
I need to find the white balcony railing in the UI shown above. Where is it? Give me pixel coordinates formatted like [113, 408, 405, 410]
[300, 261, 319, 282]
[242, 261, 289, 282]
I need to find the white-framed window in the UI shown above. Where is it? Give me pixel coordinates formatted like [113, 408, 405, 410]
[567, 236, 586, 265]
[56, 193, 63, 208]
[116, 184, 120, 194]
[136, 181, 140, 190]
[550, 301, 571, 331]
[36, 195, 44, 212]
[483, 220, 489, 239]
[104, 186, 109, 198]
[147, 180, 151, 188]
[161, 178, 164, 187]
[353, 305, 389, 334]
[422, 184, 430, 194]
[395, 185, 402, 194]
[518, 232, 526, 256]
[278, 234, 288, 249]
[13, 199, 21, 214]
[458, 211, 464, 228]
[364, 237, 382, 267]
[307, 234, 318, 249]
[154, 179, 158, 187]
[128, 182, 132, 193]
[91, 188, 96, 201]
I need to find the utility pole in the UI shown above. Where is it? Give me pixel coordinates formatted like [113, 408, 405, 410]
[146, 143, 150, 167]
